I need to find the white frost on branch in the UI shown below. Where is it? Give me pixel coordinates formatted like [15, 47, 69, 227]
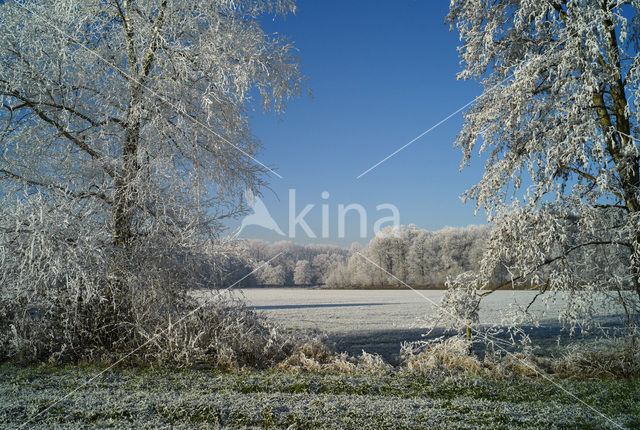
[444, 0, 640, 331]
[0, 0, 303, 363]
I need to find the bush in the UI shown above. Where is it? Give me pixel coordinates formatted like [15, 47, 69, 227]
[399, 335, 551, 378]
[0, 267, 309, 369]
[550, 336, 640, 379]
[400, 336, 483, 375]
[0, 203, 312, 368]
[399, 333, 640, 380]
[278, 341, 392, 374]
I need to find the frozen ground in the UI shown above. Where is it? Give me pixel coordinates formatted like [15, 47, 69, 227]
[194, 288, 628, 362]
[2, 364, 638, 429]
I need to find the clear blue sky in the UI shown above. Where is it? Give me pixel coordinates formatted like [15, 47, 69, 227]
[227, 0, 489, 247]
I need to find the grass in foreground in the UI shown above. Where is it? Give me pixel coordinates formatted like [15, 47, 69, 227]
[1, 363, 638, 429]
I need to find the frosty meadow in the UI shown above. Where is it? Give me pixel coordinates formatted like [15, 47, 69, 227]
[1, 0, 640, 428]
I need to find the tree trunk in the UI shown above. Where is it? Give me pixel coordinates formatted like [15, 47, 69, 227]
[113, 124, 140, 247]
[596, 14, 640, 308]
[632, 233, 640, 305]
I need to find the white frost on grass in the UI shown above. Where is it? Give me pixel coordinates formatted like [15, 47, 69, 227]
[1, 365, 634, 429]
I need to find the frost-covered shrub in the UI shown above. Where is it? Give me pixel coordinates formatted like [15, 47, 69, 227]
[400, 336, 482, 375]
[399, 333, 640, 380]
[0, 274, 313, 368]
[277, 334, 336, 372]
[0, 251, 307, 368]
[355, 350, 393, 374]
[483, 350, 550, 379]
[0, 197, 312, 367]
[551, 337, 640, 379]
[400, 336, 549, 378]
[278, 343, 391, 374]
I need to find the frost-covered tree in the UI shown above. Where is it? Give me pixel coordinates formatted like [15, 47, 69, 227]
[293, 260, 312, 285]
[241, 239, 349, 285]
[407, 231, 433, 286]
[256, 263, 286, 286]
[364, 226, 412, 286]
[1, 0, 301, 249]
[321, 225, 491, 288]
[345, 242, 368, 286]
[0, 0, 302, 362]
[447, 0, 640, 327]
[325, 262, 352, 288]
[312, 252, 348, 284]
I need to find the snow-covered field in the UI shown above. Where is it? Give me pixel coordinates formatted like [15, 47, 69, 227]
[239, 289, 564, 331]
[194, 288, 627, 360]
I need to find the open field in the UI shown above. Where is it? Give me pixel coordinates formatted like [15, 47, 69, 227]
[1, 363, 639, 429]
[233, 288, 627, 330]
[194, 288, 629, 362]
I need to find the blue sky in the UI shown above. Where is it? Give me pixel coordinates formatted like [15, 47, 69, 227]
[227, 0, 489, 246]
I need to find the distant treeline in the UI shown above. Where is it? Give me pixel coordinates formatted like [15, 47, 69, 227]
[323, 225, 498, 288]
[211, 225, 509, 288]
